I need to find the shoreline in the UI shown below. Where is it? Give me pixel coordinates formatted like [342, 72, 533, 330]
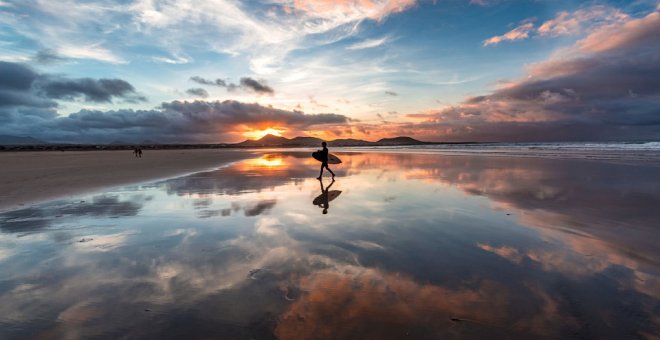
[0, 149, 256, 212]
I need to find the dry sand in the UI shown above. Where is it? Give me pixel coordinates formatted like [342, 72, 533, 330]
[0, 149, 256, 212]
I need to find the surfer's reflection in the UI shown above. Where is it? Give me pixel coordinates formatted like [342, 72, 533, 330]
[314, 178, 342, 214]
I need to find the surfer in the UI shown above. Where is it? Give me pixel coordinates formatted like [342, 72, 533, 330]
[316, 141, 335, 180]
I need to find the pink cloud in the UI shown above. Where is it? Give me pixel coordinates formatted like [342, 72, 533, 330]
[537, 5, 628, 37]
[483, 22, 535, 46]
[575, 11, 660, 54]
[484, 5, 631, 46]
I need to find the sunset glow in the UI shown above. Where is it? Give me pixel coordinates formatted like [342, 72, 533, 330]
[241, 155, 285, 169]
[0, 1, 658, 143]
[242, 128, 285, 140]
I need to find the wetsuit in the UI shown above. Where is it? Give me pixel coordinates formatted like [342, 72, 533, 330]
[320, 146, 329, 165]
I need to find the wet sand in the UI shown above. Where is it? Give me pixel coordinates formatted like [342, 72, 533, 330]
[0, 151, 659, 338]
[0, 149, 255, 211]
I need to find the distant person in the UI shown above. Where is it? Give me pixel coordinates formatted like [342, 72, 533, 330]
[133, 147, 139, 158]
[316, 141, 335, 180]
[138, 147, 143, 158]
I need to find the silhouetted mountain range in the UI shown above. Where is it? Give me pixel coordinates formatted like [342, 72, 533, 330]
[235, 134, 428, 147]
[0, 134, 429, 151]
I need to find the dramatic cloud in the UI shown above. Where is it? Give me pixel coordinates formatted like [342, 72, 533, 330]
[0, 99, 350, 143]
[190, 76, 274, 95]
[404, 10, 660, 141]
[0, 62, 146, 108]
[185, 88, 209, 98]
[38, 78, 146, 103]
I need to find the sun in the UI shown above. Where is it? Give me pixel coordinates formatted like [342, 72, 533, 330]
[242, 127, 285, 140]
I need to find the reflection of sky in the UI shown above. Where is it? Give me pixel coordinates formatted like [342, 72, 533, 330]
[1, 152, 659, 338]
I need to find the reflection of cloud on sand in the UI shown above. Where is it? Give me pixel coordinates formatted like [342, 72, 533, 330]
[477, 243, 523, 264]
[275, 267, 568, 339]
[73, 232, 131, 252]
[0, 194, 147, 233]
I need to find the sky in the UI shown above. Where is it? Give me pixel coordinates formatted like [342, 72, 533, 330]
[0, 0, 659, 143]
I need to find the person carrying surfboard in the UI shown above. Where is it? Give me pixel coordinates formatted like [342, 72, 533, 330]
[317, 141, 335, 180]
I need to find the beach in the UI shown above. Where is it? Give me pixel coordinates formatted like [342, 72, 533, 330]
[0, 150, 659, 339]
[0, 149, 255, 212]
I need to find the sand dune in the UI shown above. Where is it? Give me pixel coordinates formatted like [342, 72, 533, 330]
[0, 149, 255, 211]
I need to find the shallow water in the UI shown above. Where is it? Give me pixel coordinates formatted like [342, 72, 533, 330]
[1, 152, 659, 339]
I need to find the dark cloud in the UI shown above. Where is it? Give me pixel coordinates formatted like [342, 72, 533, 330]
[242, 199, 277, 216]
[38, 77, 147, 103]
[0, 195, 145, 232]
[186, 88, 209, 98]
[384, 91, 397, 96]
[238, 77, 273, 95]
[190, 76, 227, 87]
[0, 61, 38, 91]
[190, 75, 274, 95]
[0, 61, 146, 108]
[0, 99, 349, 143]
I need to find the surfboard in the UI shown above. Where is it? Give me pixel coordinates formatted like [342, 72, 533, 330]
[312, 151, 342, 164]
[313, 190, 342, 205]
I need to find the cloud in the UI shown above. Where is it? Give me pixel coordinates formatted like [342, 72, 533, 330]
[484, 5, 630, 46]
[1, 99, 350, 143]
[56, 43, 126, 64]
[238, 77, 273, 95]
[190, 76, 227, 87]
[33, 49, 65, 64]
[346, 37, 389, 50]
[190, 76, 274, 95]
[185, 88, 209, 98]
[537, 6, 628, 37]
[0, 62, 146, 108]
[483, 21, 535, 46]
[400, 10, 660, 141]
[289, 0, 417, 22]
[384, 91, 397, 96]
[37, 78, 147, 103]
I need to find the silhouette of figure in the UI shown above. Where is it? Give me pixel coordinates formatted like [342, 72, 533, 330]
[317, 178, 336, 214]
[133, 147, 139, 158]
[138, 147, 143, 158]
[316, 141, 335, 180]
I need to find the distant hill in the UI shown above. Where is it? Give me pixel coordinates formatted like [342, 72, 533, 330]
[0, 135, 47, 145]
[376, 136, 424, 145]
[234, 134, 427, 147]
[330, 138, 374, 147]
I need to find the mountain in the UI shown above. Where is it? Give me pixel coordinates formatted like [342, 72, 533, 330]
[376, 136, 424, 145]
[236, 134, 290, 147]
[288, 136, 323, 146]
[234, 134, 427, 147]
[0, 135, 47, 145]
[329, 138, 374, 147]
